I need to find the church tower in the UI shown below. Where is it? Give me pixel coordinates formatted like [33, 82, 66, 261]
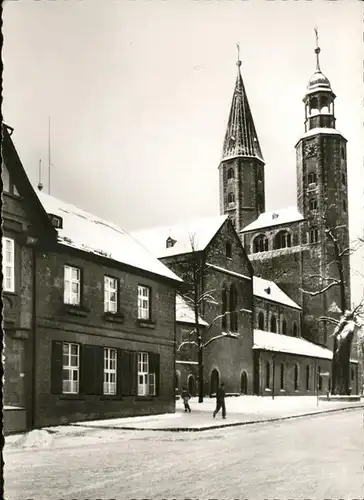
[219, 50, 265, 233]
[296, 32, 351, 347]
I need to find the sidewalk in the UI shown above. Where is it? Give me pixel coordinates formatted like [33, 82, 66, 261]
[70, 395, 364, 432]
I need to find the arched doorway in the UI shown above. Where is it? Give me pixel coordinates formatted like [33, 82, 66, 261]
[240, 371, 248, 394]
[188, 375, 196, 397]
[210, 369, 219, 396]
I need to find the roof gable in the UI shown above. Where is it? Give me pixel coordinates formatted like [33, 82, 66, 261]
[132, 215, 228, 259]
[253, 276, 301, 310]
[241, 206, 305, 233]
[2, 123, 57, 239]
[36, 191, 182, 283]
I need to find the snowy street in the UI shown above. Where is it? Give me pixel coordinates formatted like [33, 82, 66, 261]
[4, 408, 363, 500]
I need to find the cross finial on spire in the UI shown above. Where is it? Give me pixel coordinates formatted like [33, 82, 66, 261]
[314, 27, 321, 71]
[236, 42, 242, 67]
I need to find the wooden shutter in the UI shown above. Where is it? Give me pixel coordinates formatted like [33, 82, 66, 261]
[51, 341, 63, 394]
[149, 352, 160, 397]
[118, 349, 130, 396]
[80, 345, 103, 395]
[129, 351, 137, 396]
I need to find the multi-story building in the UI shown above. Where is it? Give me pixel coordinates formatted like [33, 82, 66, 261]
[2, 123, 182, 432]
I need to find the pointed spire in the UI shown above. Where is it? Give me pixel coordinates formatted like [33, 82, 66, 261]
[221, 47, 264, 163]
[306, 28, 332, 94]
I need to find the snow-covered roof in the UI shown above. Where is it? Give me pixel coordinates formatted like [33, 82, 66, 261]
[36, 191, 182, 282]
[253, 329, 332, 359]
[241, 206, 305, 233]
[296, 127, 346, 144]
[132, 215, 228, 258]
[176, 294, 208, 326]
[253, 276, 301, 310]
[206, 263, 251, 281]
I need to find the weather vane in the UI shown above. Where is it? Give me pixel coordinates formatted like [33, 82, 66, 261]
[314, 27, 321, 71]
[236, 42, 241, 67]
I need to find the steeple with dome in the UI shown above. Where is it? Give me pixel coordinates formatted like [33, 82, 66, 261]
[302, 29, 336, 132]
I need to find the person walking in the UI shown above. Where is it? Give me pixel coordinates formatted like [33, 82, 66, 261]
[213, 382, 226, 419]
[181, 387, 191, 413]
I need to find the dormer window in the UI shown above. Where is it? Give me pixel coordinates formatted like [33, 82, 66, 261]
[2, 163, 19, 196]
[166, 236, 177, 249]
[48, 213, 63, 229]
[272, 213, 279, 220]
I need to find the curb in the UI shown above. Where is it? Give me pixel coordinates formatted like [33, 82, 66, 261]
[73, 404, 364, 433]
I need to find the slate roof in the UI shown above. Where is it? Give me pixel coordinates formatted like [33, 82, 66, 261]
[241, 206, 305, 233]
[36, 191, 182, 282]
[253, 276, 301, 310]
[221, 63, 264, 163]
[132, 215, 228, 258]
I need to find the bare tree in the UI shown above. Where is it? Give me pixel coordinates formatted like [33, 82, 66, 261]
[176, 233, 247, 403]
[300, 206, 363, 394]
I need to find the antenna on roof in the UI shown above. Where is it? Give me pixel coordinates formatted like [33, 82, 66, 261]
[37, 159, 43, 191]
[48, 116, 51, 194]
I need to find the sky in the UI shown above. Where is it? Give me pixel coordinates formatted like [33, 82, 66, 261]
[3, 0, 364, 303]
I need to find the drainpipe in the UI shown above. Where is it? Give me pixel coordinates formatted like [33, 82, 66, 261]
[31, 243, 37, 429]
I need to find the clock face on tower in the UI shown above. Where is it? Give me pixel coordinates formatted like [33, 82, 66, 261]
[304, 143, 318, 158]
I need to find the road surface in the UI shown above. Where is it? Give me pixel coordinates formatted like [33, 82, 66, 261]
[4, 409, 364, 500]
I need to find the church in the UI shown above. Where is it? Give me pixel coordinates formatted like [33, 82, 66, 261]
[134, 39, 359, 397]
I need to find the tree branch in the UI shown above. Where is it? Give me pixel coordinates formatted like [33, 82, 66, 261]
[203, 331, 240, 348]
[300, 281, 340, 297]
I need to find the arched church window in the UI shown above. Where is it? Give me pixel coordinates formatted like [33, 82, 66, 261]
[228, 192, 235, 204]
[309, 199, 317, 211]
[282, 318, 287, 335]
[280, 363, 285, 390]
[253, 234, 268, 253]
[343, 200, 347, 212]
[306, 365, 310, 390]
[227, 168, 234, 180]
[270, 315, 277, 333]
[309, 227, 319, 244]
[294, 364, 300, 390]
[229, 284, 238, 332]
[310, 97, 319, 113]
[341, 173, 346, 185]
[257, 193, 264, 214]
[308, 172, 317, 184]
[274, 231, 291, 250]
[293, 322, 298, 337]
[221, 285, 227, 330]
[320, 96, 329, 113]
[265, 362, 270, 389]
[258, 311, 265, 330]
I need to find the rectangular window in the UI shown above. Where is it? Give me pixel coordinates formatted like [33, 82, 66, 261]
[62, 342, 79, 394]
[104, 276, 118, 313]
[64, 265, 81, 305]
[138, 285, 150, 320]
[2, 237, 15, 292]
[104, 348, 117, 395]
[138, 352, 149, 395]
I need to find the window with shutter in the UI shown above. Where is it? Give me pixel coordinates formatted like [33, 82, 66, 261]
[148, 352, 160, 397]
[80, 345, 103, 395]
[51, 341, 63, 394]
[62, 342, 80, 394]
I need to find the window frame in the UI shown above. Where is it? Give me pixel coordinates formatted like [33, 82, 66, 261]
[62, 342, 80, 394]
[309, 198, 317, 211]
[227, 168, 235, 180]
[294, 364, 300, 391]
[104, 275, 118, 313]
[253, 234, 268, 253]
[103, 347, 117, 395]
[309, 227, 319, 244]
[2, 237, 15, 293]
[64, 265, 81, 306]
[227, 192, 235, 204]
[265, 361, 271, 389]
[280, 363, 285, 391]
[258, 311, 265, 330]
[138, 284, 151, 321]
